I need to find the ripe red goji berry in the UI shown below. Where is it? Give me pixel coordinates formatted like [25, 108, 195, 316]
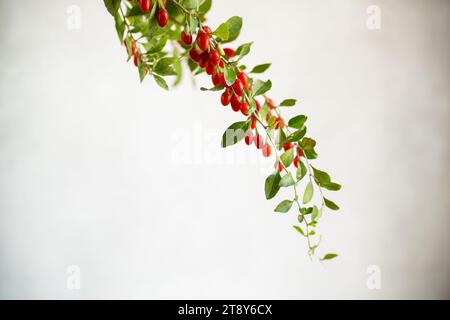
[262, 144, 272, 157]
[212, 73, 220, 87]
[181, 31, 193, 45]
[293, 156, 299, 168]
[140, 0, 151, 13]
[297, 147, 303, 158]
[157, 9, 169, 27]
[189, 48, 201, 62]
[245, 132, 254, 146]
[251, 117, 257, 129]
[133, 53, 139, 67]
[197, 32, 209, 51]
[224, 48, 235, 57]
[240, 102, 250, 115]
[205, 61, 215, 75]
[278, 162, 284, 172]
[202, 25, 212, 34]
[255, 100, 261, 112]
[209, 50, 220, 66]
[283, 142, 293, 151]
[230, 95, 241, 112]
[232, 78, 244, 96]
[221, 90, 231, 106]
[267, 98, 275, 109]
[238, 72, 249, 89]
[255, 135, 264, 149]
[199, 52, 209, 68]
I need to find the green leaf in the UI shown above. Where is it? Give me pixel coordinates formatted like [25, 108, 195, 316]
[301, 137, 318, 159]
[114, 12, 125, 42]
[311, 166, 341, 191]
[103, 0, 121, 17]
[252, 79, 272, 97]
[137, 60, 147, 83]
[296, 160, 307, 181]
[198, 0, 212, 15]
[293, 225, 305, 236]
[221, 121, 249, 148]
[219, 16, 242, 43]
[297, 214, 304, 223]
[280, 99, 297, 107]
[322, 182, 342, 191]
[324, 198, 340, 211]
[250, 63, 271, 74]
[302, 181, 314, 204]
[213, 22, 229, 41]
[235, 42, 253, 60]
[311, 205, 319, 221]
[182, 0, 200, 10]
[280, 149, 294, 168]
[258, 101, 269, 121]
[224, 64, 237, 86]
[154, 57, 178, 76]
[280, 172, 295, 187]
[312, 166, 331, 184]
[200, 86, 225, 92]
[276, 129, 286, 151]
[286, 127, 307, 142]
[274, 200, 293, 213]
[321, 253, 338, 261]
[153, 74, 169, 90]
[288, 115, 308, 129]
[265, 172, 281, 200]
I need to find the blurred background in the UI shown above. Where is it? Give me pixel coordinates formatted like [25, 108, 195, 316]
[0, 0, 448, 299]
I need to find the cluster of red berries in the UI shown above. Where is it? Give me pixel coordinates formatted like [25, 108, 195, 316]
[134, 0, 168, 27]
[185, 28, 252, 115]
[183, 26, 296, 162]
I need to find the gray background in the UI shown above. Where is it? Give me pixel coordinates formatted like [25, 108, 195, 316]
[0, 0, 449, 299]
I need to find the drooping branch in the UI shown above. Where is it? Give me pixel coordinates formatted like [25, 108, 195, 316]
[103, 0, 341, 261]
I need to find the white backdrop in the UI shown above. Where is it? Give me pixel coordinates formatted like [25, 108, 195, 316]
[0, 0, 449, 299]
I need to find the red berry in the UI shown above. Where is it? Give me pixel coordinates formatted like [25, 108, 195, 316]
[293, 157, 299, 168]
[245, 132, 254, 146]
[297, 147, 303, 158]
[209, 50, 220, 66]
[140, 0, 151, 13]
[230, 95, 241, 112]
[202, 25, 212, 34]
[232, 78, 244, 96]
[224, 48, 235, 57]
[198, 52, 209, 68]
[255, 99, 261, 111]
[267, 98, 275, 109]
[196, 32, 209, 51]
[189, 49, 201, 62]
[221, 90, 231, 106]
[240, 102, 250, 115]
[212, 73, 220, 87]
[278, 162, 284, 172]
[262, 145, 272, 157]
[255, 135, 264, 149]
[157, 9, 169, 27]
[250, 117, 257, 130]
[181, 31, 193, 45]
[219, 60, 224, 68]
[283, 142, 293, 151]
[133, 53, 139, 67]
[218, 73, 226, 87]
[205, 61, 215, 75]
[238, 72, 249, 88]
